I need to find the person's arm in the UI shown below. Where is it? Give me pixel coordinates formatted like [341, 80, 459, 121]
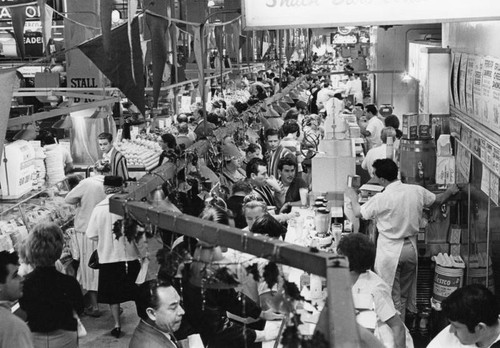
[344, 187, 362, 218]
[433, 184, 460, 206]
[385, 314, 406, 348]
[64, 161, 74, 174]
[64, 183, 83, 205]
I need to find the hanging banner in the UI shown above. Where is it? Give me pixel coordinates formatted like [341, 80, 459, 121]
[10, 5, 26, 58]
[0, 70, 19, 163]
[242, 0, 500, 30]
[78, 18, 145, 116]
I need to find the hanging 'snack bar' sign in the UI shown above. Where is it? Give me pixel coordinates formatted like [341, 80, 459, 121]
[242, 0, 500, 30]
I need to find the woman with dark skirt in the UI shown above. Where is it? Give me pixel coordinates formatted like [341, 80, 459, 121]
[86, 175, 142, 338]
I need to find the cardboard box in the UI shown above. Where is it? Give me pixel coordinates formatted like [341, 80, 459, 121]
[436, 156, 456, 185]
[402, 113, 418, 139]
[418, 113, 431, 139]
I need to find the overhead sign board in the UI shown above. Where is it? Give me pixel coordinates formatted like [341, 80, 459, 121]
[242, 0, 500, 30]
[0, 0, 36, 6]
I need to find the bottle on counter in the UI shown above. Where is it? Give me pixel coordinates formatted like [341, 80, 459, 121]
[386, 136, 394, 160]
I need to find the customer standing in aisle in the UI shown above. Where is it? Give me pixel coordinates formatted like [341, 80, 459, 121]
[20, 222, 84, 348]
[345, 159, 459, 321]
[98, 132, 129, 181]
[86, 176, 142, 338]
[64, 160, 110, 317]
[361, 104, 385, 150]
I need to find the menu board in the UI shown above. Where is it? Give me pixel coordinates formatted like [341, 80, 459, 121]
[481, 56, 495, 128]
[459, 54, 468, 113]
[491, 59, 500, 133]
[466, 55, 475, 116]
[473, 55, 484, 123]
[453, 52, 461, 109]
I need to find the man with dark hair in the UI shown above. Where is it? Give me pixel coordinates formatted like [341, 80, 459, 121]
[361, 104, 384, 150]
[428, 284, 500, 347]
[275, 157, 308, 210]
[245, 158, 281, 208]
[192, 108, 216, 139]
[158, 133, 178, 166]
[346, 158, 459, 321]
[0, 251, 34, 348]
[98, 132, 129, 181]
[130, 279, 185, 348]
[226, 180, 254, 229]
[241, 143, 262, 174]
[264, 128, 294, 179]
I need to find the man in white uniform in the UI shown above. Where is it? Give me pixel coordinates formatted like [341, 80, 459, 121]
[362, 127, 397, 178]
[316, 81, 337, 112]
[427, 284, 500, 348]
[346, 159, 459, 321]
[361, 104, 385, 150]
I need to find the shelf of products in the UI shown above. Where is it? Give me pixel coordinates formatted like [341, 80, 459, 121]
[0, 179, 76, 252]
[115, 138, 162, 171]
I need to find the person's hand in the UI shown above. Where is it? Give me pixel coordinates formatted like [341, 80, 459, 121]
[260, 308, 284, 321]
[266, 176, 283, 193]
[279, 202, 292, 214]
[344, 187, 359, 202]
[447, 184, 460, 195]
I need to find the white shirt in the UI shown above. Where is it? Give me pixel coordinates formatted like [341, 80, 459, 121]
[360, 180, 435, 240]
[427, 324, 500, 348]
[86, 196, 141, 264]
[354, 271, 414, 348]
[365, 116, 385, 149]
[316, 87, 336, 109]
[362, 144, 390, 177]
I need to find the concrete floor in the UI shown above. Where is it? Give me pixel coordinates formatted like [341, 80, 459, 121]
[79, 301, 139, 348]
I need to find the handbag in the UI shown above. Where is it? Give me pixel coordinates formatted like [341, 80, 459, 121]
[88, 250, 100, 269]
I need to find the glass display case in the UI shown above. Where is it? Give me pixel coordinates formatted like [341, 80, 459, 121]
[0, 179, 76, 252]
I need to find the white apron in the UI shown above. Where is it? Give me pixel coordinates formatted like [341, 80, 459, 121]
[375, 234, 418, 305]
